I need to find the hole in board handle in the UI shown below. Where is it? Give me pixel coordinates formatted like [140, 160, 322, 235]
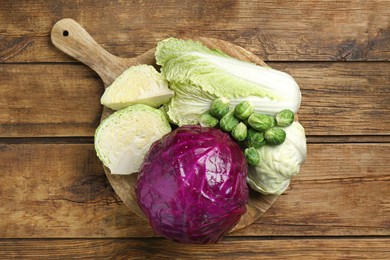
[63, 30, 69, 37]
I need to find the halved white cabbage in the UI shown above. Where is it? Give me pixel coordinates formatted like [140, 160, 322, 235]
[94, 104, 171, 175]
[101, 65, 174, 110]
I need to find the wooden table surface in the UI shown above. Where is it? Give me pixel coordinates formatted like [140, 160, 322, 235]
[1, 0, 389, 259]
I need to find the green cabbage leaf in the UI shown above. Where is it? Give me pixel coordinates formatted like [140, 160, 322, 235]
[156, 38, 301, 125]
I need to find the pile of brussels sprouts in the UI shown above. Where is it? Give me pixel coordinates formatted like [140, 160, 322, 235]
[199, 97, 295, 166]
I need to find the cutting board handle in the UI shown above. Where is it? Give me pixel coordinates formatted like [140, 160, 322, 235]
[51, 18, 125, 85]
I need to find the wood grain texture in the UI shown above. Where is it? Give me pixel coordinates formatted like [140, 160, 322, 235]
[1, 62, 389, 137]
[0, 143, 388, 238]
[1, 0, 390, 62]
[0, 64, 104, 137]
[51, 18, 157, 86]
[0, 143, 152, 238]
[271, 62, 390, 136]
[0, 238, 389, 259]
[238, 143, 390, 236]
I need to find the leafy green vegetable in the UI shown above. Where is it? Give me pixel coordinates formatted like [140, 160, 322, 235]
[155, 38, 301, 126]
[199, 112, 219, 127]
[94, 104, 171, 175]
[247, 122, 307, 195]
[219, 110, 239, 132]
[275, 109, 295, 127]
[242, 117, 251, 127]
[210, 97, 230, 119]
[247, 113, 274, 132]
[101, 65, 173, 110]
[245, 128, 266, 148]
[231, 122, 248, 141]
[234, 101, 254, 120]
[264, 127, 286, 145]
[245, 147, 261, 166]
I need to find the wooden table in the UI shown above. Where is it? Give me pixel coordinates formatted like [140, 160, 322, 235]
[1, 1, 389, 259]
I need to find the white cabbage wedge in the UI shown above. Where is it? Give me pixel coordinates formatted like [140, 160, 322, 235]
[101, 65, 174, 110]
[94, 104, 171, 175]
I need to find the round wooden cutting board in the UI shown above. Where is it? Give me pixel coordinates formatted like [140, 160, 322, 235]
[51, 18, 279, 232]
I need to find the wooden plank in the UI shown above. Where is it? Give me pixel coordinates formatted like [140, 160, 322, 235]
[0, 64, 103, 137]
[0, 238, 389, 259]
[0, 143, 153, 238]
[1, 0, 390, 62]
[0, 143, 389, 238]
[270, 62, 390, 136]
[1, 62, 389, 137]
[237, 144, 390, 236]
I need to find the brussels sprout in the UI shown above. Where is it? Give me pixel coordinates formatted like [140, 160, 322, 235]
[242, 117, 251, 127]
[234, 101, 254, 120]
[245, 147, 261, 166]
[245, 128, 266, 148]
[248, 113, 274, 132]
[264, 127, 286, 145]
[219, 111, 239, 132]
[268, 114, 277, 128]
[231, 122, 248, 141]
[276, 109, 295, 127]
[210, 97, 230, 119]
[199, 112, 219, 127]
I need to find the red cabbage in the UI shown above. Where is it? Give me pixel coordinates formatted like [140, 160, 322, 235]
[136, 125, 248, 244]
